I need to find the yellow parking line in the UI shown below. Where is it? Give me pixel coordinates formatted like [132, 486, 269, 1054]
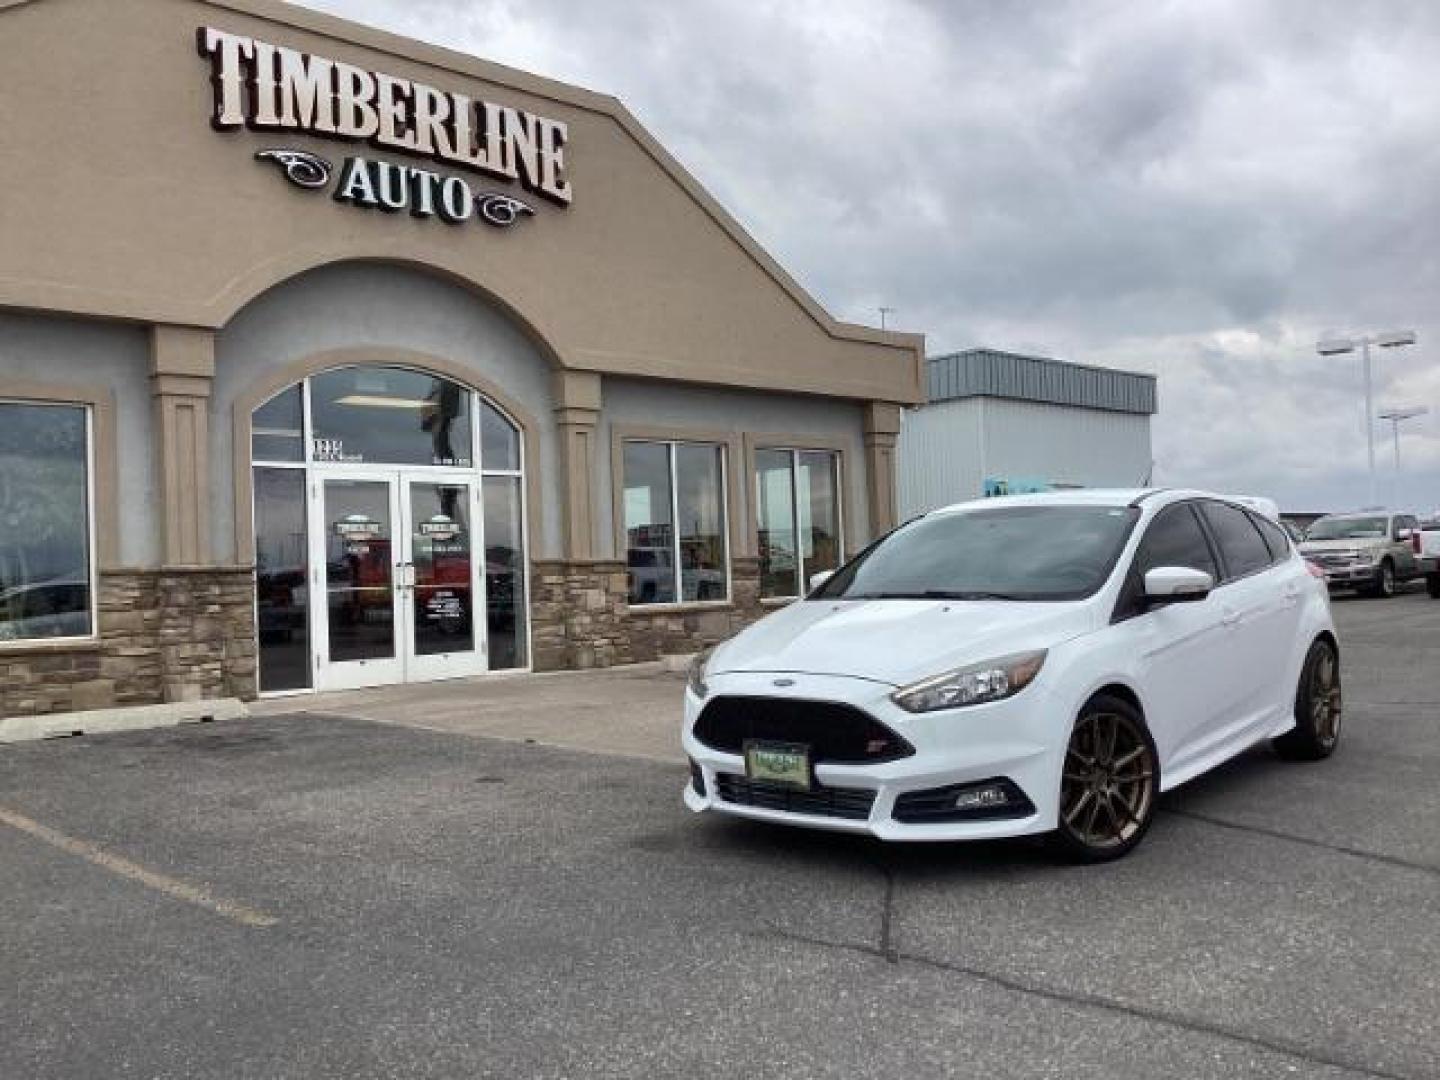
[0, 805, 278, 929]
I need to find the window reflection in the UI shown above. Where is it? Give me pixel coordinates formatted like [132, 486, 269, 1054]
[252, 385, 304, 463]
[480, 401, 521, 471]
[756, 449, 798, 599]
[624, 442, 676, 604]
[483, 476, 527, 669]
[676, 444, 726, 601]
[798, 451, 841, 580]
[254, 468, 310, 690]
[625, 441, 728, 605]
[310, 367, 472, 467]
[757, 449, 842, 599]
[0, 402, 92, 641]
[323, 480, 396, 663]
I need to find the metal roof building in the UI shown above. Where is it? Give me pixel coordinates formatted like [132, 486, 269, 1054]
[898, 349, 1158, 516]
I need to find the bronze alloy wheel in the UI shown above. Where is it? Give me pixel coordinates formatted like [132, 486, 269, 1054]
[1310, 644, 1342, 749]
[1275, 638, 1343, 761]
[1058, 701, 1157, 858]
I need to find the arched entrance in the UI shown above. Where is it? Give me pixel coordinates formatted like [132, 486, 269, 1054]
[250, 363, 529, 693]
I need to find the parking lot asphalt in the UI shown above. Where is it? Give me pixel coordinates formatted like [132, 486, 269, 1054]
[1, 590, 1437, 1080]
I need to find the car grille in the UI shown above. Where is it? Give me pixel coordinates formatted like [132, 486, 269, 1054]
[693, 696, 914, 763]
[1309, 553, 1357, 567]
[714, 773, 876, 820]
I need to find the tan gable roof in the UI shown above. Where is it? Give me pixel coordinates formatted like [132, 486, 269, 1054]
[0, 0, 923, 402]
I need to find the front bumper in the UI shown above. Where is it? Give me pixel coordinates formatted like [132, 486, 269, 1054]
[682, 670, 1066, 842]
[1317, 562, 1380, 585]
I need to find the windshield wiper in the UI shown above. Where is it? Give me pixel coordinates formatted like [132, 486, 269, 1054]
[848, 590, 1031, 601]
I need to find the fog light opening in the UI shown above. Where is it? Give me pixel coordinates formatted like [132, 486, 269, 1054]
[892, 777, 1036, 824]
[954, 784, 1013, 811]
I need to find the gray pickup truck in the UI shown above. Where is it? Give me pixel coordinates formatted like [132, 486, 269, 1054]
[1419, 521, 1440, 598]
[1298, 511, 1425, 598]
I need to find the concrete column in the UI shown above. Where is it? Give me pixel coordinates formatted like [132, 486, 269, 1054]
[863, 401, 903, 539]
[150, 326, 215, 566]
[552, 370, 603, 561]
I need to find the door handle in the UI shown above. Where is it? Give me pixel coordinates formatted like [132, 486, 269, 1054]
[1220, 607, 1241, 628]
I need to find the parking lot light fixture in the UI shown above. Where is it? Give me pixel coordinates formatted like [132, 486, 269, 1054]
[1315, 330, 1419, 507]
[1378, 405, 1430, 508]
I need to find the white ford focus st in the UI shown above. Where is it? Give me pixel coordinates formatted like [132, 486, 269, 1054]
[682, 490, 1341, 861]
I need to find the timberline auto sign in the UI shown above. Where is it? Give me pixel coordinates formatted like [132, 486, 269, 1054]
[197, 26, 572, 229]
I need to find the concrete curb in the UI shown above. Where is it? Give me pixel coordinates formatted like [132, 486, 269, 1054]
[0, 698, 248, 745]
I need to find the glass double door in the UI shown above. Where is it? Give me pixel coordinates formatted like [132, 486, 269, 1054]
[311, 470, 487, 690]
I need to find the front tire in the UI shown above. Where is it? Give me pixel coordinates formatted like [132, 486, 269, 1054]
[1051, 694, 1159, 863]
[1426, 573, 1440, 599]
[1273, 638, 1342, 761]
[1368, 559, 1396, 598]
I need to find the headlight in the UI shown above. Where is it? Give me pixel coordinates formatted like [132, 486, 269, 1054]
[687, 646, 715, 698]
[890, 650, 1047, 714]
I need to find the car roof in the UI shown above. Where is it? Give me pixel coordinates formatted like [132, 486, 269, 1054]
[926, 488, 1223, 515]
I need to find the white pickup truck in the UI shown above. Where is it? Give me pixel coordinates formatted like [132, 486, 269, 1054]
[1419, 521, 1440, 598]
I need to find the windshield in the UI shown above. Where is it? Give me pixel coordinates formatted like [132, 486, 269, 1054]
[815, 505, 1139, 602]
[1305, 516, 1387, 541]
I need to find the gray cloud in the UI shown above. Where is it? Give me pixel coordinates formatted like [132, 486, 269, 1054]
[300, 0, 1440, 513]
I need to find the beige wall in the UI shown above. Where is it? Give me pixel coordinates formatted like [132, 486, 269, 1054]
[0, 0, 922, 405]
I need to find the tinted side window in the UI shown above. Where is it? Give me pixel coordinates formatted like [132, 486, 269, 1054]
[1134, 504, 1218, 580]
[1200, 502, 1272, 579]
[1251, 513, 1291, 562]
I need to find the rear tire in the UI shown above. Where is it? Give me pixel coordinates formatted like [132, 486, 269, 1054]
[1427, 574, 1440, 599]
[1050, 694, 1159, 863]
[1274, 638, 1342, 761]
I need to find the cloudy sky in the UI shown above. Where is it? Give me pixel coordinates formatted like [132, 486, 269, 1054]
[302, 0, 1440, 513]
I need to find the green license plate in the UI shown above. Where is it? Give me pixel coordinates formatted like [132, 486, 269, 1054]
[744, 740, 811, 790]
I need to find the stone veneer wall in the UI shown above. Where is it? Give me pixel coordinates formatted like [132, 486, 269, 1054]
[530, 556, 769, 671]
[0, 568, 256, 718]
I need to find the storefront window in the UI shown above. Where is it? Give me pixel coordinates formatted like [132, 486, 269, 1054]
[480, 400, 521, 471]
[310, 366, 473, 467]
[756, 449, 798, 598]
[0, 402, 93, 642]
[676, 444, 727, 601]
[251, 384, 304, 463]
[483, 475, 527, 669]
[756, 448, 842, 599]
[624, 440, 727, 605]
[798, 451, 842, 581]
[254, 468, 310, 690]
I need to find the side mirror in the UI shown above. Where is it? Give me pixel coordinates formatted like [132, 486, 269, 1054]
[808, 569, 836, 593]
[1143, 566, 1214, 606]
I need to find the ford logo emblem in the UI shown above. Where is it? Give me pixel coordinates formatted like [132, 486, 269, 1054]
[772, 678, 795, 688]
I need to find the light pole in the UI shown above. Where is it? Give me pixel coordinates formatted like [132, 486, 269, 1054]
[1316, 329, 1417, 507]
[878, 306, 895, 330]
[1378, 405, 1429, 509]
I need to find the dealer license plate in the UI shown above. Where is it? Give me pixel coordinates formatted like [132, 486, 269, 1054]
[744, 740, 811, 790]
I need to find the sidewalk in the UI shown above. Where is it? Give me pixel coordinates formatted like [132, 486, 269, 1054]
[248, 662, 689, 763]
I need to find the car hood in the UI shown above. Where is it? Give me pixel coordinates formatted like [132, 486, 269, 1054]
[709, 598, 1099, 688]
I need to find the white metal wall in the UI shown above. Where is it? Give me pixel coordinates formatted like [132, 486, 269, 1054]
[897, 397, 1153, 518]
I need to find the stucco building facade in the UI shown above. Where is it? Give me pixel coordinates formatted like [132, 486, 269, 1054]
[0, 0, 922, 728]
